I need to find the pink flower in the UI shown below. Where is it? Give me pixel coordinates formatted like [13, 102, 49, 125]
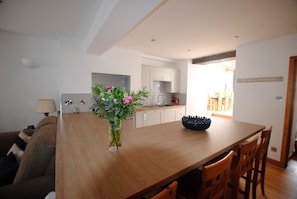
[123, 96, 133, 104]
[105, 86, 113, 92]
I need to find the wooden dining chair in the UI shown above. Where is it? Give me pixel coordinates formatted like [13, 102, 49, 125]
[229, 137, 258, 199]
[178, 150, 234, 199]
[151, 181, 178, 199]
[251, 127, 272, 199]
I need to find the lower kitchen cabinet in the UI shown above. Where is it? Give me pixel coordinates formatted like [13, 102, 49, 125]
[136, 109, 162, 128]
[135, 112, 144, 128]
[161, 108, 176, 123]
[143, 110, 162, 127]
[136, 106, 185, 128]
[175, 106, 186, 120]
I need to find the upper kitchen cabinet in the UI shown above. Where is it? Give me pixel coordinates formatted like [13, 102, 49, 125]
[142, 65, 181, 93]
[142, 65, 152, 92]
[167, 69, 180, 93]
[151, 67, 171, 82]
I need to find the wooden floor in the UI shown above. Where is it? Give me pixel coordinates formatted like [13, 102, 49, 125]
[236, 154, 297, 199]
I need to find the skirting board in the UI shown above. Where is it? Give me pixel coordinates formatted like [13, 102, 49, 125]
[237, 76, 283, 83]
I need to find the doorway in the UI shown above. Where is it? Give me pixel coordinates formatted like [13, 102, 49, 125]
[282, 56, 297, 167]
[206, 60, 235, 118]
[190, 51, 236, 119]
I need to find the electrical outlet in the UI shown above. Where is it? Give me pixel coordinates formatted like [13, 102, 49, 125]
[271, 146, 277, 152]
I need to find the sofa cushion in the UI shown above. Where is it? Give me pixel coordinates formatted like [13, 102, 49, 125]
[13, 123, 56, 184]
[6, 131, 31, 163]
[0, 152, 19, 186]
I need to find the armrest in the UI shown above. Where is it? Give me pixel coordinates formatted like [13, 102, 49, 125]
[0, 175, 55, 199]
[0, 130, 34, 157]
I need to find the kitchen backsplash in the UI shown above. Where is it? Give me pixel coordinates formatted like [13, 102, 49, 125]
[61, 93, 92, 114]
[142, 81, 186, 106]
[60, 82, 186, 114]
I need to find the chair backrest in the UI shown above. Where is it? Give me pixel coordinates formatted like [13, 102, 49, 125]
[236, 137, 258, 177]
[257, 127, 272, 161]
[151, 181, 178, 199]
[199, 150, 234, 199]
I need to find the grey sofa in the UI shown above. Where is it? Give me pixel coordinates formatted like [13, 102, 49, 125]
[0, 116, 57, 199]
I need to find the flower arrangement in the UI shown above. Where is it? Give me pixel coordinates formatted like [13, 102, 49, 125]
[92, 84, 148, 121]
[92, 84, 148, 151]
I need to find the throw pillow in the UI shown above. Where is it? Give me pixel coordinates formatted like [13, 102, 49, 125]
[7, 131, 31, 164]
[0, 152, 19, 186]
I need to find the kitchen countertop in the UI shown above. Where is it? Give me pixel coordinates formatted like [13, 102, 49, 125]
[135, 104, 185, 111]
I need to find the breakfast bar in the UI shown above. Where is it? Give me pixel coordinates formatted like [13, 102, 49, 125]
[56, 112, 265, 199]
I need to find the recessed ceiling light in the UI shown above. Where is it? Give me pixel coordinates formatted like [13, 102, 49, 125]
[234, 35, 240, 39]
[150, 39, 156, 42]
[187, 49, 191, 52]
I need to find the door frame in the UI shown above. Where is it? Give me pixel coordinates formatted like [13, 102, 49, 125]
[282, 56, 297, 167]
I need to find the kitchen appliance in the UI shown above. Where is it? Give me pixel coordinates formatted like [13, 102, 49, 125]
[171, 96, 180, 105]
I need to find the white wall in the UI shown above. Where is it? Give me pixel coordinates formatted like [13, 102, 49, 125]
[0, 31, 143, 131]
[233, 33, 297, 161]
[186, 64, 210, 116]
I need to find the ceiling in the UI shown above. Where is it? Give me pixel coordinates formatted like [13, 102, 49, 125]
[0, 0, 297, 61]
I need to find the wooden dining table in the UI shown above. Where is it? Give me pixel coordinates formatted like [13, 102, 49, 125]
[56, 112, 265, 199]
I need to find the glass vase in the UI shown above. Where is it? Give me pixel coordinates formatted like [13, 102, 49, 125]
[108, 119, 122, 151]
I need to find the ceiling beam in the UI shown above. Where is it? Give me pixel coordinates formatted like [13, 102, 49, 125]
[86, 0, 165, 56]
[192, 51, 236, 65]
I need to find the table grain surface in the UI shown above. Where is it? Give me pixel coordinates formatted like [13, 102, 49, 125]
[56, 112, 265, 199]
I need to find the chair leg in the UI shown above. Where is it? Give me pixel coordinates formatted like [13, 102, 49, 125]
[252, 172, 258, 199]
[252, 163, 260, 199]
[261, 161, 267, 196]
[244, 170, 252, 199]
[261, 173, 265, 195]
[231, 178, 239, 199]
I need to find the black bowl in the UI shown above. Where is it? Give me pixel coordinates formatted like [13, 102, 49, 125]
[182, 116, 211, 131]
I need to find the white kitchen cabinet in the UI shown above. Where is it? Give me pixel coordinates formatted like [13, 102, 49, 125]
[136, 106, 186, 128]
[122, 115, 136, 129]
[142, 65, 151, 91]
[170, 69, 180, 93]
[165, 69, 180, 93]
[161, 108, 176, 123]
[135, 112, 144, 128]
[175, 106, 186, 120]
[142, 66, 180, 93]
[143, 110, 162, 127]
[151, 67, 171, 82]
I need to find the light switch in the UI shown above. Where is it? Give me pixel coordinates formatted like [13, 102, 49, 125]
[275, 96, 282, 101]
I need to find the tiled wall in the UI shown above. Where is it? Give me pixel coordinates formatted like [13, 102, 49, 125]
[60, 87, 186, 114]
[142, 81, 186, 106]
[150, 81, 171, 105]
